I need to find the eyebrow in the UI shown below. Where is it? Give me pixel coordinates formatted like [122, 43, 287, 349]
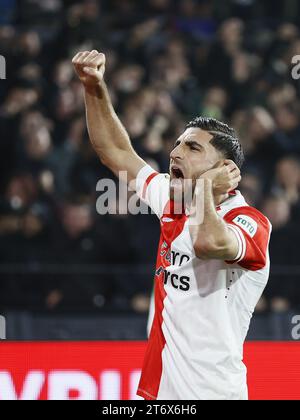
[174, 139, 203, 150]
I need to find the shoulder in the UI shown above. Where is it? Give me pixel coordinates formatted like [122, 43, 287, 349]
[220, 191, 271, 235]
[135, 165, 170, 218]
[224, 208, 271, 271]
[222, 194, 272, 271]
[224, 205, 271, 239]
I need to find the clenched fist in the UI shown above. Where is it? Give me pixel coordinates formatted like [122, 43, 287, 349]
[72, 50, 106, 89]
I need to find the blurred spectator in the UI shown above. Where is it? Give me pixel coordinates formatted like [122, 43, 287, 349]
[274, 156, 300, 205]
[1, 1, 300, 313]
[261, 195, 299, 311]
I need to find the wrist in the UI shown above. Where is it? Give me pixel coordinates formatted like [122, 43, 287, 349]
[199, 176, 214, 188]
[195, 177, 213, 199]
[84, 80, 105, 97]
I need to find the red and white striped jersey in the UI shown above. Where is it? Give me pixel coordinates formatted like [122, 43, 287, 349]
[135, 165, 272, 400]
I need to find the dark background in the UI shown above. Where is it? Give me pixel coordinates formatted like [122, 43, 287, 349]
[0, 0, 300, 339]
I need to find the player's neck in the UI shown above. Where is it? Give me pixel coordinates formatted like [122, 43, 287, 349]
[184, 192, 229, 214]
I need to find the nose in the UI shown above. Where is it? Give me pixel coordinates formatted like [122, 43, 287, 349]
[170, 143, 184, 162]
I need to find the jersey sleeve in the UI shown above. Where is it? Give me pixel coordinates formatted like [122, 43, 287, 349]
[223, 206, 272, 271]
[135, 164, 170, 218]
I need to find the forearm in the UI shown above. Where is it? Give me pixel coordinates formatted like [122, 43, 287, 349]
[189, 179, 238, 259]
[73, 50, 146, 181]
[84, 82, 134, 163]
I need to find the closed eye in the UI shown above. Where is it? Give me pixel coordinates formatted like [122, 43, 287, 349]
[187, 141, 203, 151]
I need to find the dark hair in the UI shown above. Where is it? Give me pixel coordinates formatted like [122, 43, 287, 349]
[185, 116, 245, 169]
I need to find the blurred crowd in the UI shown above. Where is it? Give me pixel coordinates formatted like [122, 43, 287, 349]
[0, 0, 300, 314]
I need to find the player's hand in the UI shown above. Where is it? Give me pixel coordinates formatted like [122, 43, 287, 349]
[72, 50, 106, 89]
[200, 160, 241, 195]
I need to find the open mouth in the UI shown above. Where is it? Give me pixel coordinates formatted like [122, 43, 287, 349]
[171, 167, 184, 179]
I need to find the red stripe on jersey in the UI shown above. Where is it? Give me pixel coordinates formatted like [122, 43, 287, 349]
[234, 225, 246, 261]
[142, 172, 159, 200]
[229, 190, 237, 196]
[137, 200, 187, 400]
[227, 224, 246, 263]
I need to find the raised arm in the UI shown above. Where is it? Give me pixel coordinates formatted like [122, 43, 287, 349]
[189, 162, 241, 260]
[72, 50, 146, 183]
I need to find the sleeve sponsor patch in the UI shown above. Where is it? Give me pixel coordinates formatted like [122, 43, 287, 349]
[233, 215, 258, 238]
